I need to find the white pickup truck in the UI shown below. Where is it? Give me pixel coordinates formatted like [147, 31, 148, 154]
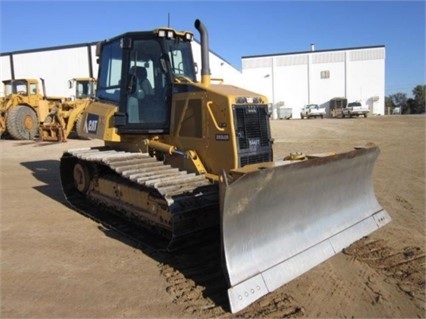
[300, 104, 326, 119]
[342, 101, 369, 118]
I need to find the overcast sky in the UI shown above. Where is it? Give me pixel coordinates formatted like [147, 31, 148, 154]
[1, 1, 425, 97]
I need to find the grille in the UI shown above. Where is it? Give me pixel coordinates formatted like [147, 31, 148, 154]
[240, 153, 271, 167]
[234, 105, 272, 167]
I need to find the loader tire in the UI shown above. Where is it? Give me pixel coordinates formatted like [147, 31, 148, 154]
[6, 105, 39, 140]
[75, 114, 89, 139]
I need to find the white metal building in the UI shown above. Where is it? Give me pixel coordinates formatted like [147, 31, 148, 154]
[1, 43, 98, 97]
[241, 45, 386, 118]
[1, 41, 385, 118]
[0, 41, 243, 98]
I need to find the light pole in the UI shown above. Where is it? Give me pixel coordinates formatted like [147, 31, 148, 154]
[264, 63, 276, 120]
[270, 57, 276, 119]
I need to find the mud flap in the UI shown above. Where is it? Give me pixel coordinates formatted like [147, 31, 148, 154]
[220, 145, 391, 313]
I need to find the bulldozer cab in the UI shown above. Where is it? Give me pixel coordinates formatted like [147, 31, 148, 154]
[95, 29, 195, 135]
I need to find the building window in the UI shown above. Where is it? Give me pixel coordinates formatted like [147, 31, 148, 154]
[320, 70, 330, 79]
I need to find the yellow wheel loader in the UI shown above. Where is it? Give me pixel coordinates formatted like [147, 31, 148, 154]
[0, 78, 64, 140]
[39, 77, 96, 142]
[60, 20, 391, 313]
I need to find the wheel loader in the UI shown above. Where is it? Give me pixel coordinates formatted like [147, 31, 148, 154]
[38, 77, 97, 142]
[60, 19, 391, 313]
[0, 78, 65, 140]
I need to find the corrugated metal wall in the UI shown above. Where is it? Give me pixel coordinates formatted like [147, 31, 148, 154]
[242, 46, 386, 117]
[1, 44, 97, 98]
[0, 42, 243, 97]
[1, 42, 385, 117]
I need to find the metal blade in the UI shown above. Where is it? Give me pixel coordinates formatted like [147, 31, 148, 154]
[221, 146, 391, 313]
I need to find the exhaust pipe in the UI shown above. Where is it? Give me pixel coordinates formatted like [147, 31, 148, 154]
[194, 19, 211, 86]
[40, 78, 47, 99]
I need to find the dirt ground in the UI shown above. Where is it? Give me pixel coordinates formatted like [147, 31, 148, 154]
[1, 115, 425, 318]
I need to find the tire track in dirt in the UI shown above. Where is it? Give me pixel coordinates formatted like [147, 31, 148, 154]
[286, 259, 378, 317]
[343, 236, 425, 312]
[158, 240, 304, 318]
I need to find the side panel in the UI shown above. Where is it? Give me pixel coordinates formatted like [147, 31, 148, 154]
[78, 101, 120, 142]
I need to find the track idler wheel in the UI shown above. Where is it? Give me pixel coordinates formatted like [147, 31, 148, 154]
[73, 162, 91, 193]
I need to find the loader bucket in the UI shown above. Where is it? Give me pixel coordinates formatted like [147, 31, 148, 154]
[221, 145, 391, 313]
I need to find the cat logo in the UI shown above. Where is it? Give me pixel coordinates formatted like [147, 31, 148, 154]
[84, 114, 99, 134]
[248, 137, 260, 151]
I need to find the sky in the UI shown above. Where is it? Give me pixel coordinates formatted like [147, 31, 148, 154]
[0, 1, 425, 97]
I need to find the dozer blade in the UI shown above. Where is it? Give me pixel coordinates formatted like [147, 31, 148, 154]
[221, 145, 391, 313]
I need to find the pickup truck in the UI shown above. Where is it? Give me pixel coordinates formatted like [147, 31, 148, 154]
[300, 104, 326, 119]
[342, 102, 369, 118]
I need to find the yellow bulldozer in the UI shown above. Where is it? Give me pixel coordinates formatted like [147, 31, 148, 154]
[0, 78, 65, 140]
[38, 77, 97, 142]
[59, 20, 391, 313]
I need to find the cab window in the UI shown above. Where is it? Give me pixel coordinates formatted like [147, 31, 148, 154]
[97, 40, 122, 102]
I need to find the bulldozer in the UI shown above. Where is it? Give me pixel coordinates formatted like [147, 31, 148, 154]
[0, 78, 65, 140]
[38, 77, 97, 142]
[60, 20, 391, 313]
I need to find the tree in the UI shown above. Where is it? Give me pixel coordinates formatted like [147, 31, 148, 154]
[406, 98, 416, 114]
[386, 84, 425, 114]
[388, 93, 408, 114]
[412, 85, 425, 114]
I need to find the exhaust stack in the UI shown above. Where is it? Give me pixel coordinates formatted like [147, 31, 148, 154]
[194, 19, 211, 86]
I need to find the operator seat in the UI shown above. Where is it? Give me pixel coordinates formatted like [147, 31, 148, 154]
[127, 66, 153, 123]
[127, 66, 166, 125]
[136, 67, 154, 95]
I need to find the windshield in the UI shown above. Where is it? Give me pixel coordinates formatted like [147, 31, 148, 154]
[348, 102, 362, 107]
[4, 80, 28, 95]
[163, 39, 196, 81]
[76, 81, 96, 98]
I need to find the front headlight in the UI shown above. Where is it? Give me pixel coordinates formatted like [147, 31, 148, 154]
[158, 30, 166, 37]
[184, 32, 193, 41]
[157, 29, 175, 39]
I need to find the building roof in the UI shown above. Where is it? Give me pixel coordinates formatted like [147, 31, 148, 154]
[242, 45, 385, 60]
[0, 42, 98, 56]
[0, 38, 238, 70]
